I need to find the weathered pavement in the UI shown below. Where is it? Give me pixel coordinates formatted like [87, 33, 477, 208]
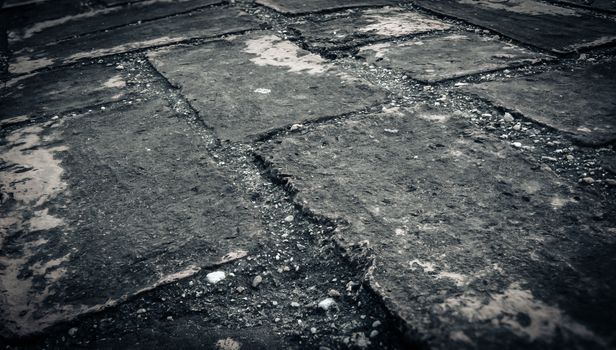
[1, 0, 615, 349]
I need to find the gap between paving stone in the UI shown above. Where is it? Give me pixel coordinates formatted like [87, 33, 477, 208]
[8, 6, 261, 75]
[147, 31, 389, 142]
[255, 106, 616, 349]
[0, 98, 262, 337]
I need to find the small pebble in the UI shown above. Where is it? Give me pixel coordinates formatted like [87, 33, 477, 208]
[606, 179, 616, 186]
[284, 215, 294, 222]
[512, 123, 521, 131]
[68, 327, 78, 336]
[328, 289, 341, 298]
[310, 327, 317, 334]
[372, 320, 382, 328]
[136, 308, 146, 314]
[252, 275, 263, 288]
[581, 177, 594, 184]
[504, 112, 514, 123]
[290, 124, 302, 131]
[206, 271, 226, 284]
[369, 330, 379, 338]
[291, 301, 301, 307]
[236, 286, 246, 293]
[318, 298, 336, 311]
[511, 142, 522, 148]
[566, 154, 574, 161]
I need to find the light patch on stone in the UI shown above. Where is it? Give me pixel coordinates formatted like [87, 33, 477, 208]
[253, 87, 271, 94]
[577, 126, 592, 133]
[437, 271, 467, 287]
[409, 259, 436, 272]
[438, 283, 603, 343]
[0, 115, 30, 127]
[565, 35, 616, 52]
[216, 338, 242, 350]
[243, 35, 327, 75]
[550, 196, 577, 209]
[29, 208, 65, 231]
[458, 0, 580, 16]
[66, 36, 188, 64]
[418, 113, 450, 123]
[10, 56, 55, 74]
[359, 9, 451, 37]
[360, 42, 392, 59]
[206, 270, 226, 284]
[103, 75, 126, 89]
[449, 330, 474, 344]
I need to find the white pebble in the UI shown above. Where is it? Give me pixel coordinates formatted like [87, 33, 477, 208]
[511, 142, 522, 148]
[252, 275, 263, 288]
[504, 112, 514, 123]
[206, 271, 226, 284]
[318, 298, 336, 311]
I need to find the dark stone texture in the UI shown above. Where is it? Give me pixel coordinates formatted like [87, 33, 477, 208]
[256, 107, 616, 349]
[255, 0, 398, 14]
[357, 33, 549, 83]
[0, 63, 153, 125]
[464, 61, 616, 145]
[414, 0, 616, 53]
[8, 0, 224, 51]
[557, 0, 616, 12]
[0, 0, 99, 30]
[148, 32, 387, 141]
[0, 98, 261, 336]
[8, 7, 261, 74]
[290, 7, 450, 51]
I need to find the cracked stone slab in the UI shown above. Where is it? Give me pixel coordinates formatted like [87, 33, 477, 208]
[8, 7, 260, 74]
[256, 107, 616, 349]
[463, 61, 616, 146]
[0, 98, 261, 337]
[557, 0, 616, 12]
[147, 32, 387, 141]
[357, 33, 549, 83]
[414, 0, 616, 53]
[255, 0, 398, 14]
[0, 63, 154, 126]
[289, 7, 451, 51]
[8, 0, 224, 51]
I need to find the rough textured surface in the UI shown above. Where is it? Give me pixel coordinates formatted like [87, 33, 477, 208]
[0, 0, 97, 29]
[464, 61, 616, 145]
[558, 0, 616, 12]
[357, 33, 549, 82]
[8, 7, 260, 74]
[255, 0, 398, 14]
[414, 0, 616, 53]
[0, 63, 154, 125]
[8, 0, 224, 51]
[0, 98, 261, 337]
[290, 7, 451, 51]
[257, 107, 616, 349]
[148, 32, 387, 141]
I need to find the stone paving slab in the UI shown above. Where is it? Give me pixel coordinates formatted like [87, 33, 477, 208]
[414, 0, 616, 53]
[8, 0, 224, 51]
[255, 0, 398, 14]
[558, 0, 616, 12]
[0, 98, 261, 337]
[463, 61, 616, 146]
[0, 63, 153, 126]
[357, 33, 549, 83]
[1, 0, 98, 30]
[256, 107, 616, 349]
[290, 7, 451, 51]
[147, 32, 387, 141]
[8, 7, 260, 75]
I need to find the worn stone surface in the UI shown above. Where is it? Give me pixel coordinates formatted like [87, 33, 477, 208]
[290, 7, 451, 51]
[257, 107, 616, 349]
[0, 98, 261, 337]
[0, 63, 153, 125]
[414, 0, 616, 53]
[0, 0, 98, 30]
[357, 33, 549, 83]
[255, 0, 398, 14]
[464, 61, 616, 145]
[148, 32, 387, 141]
[558, 0, 616, 12]
[8, 0, 224, 51]
[8, 7, 260, 74]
